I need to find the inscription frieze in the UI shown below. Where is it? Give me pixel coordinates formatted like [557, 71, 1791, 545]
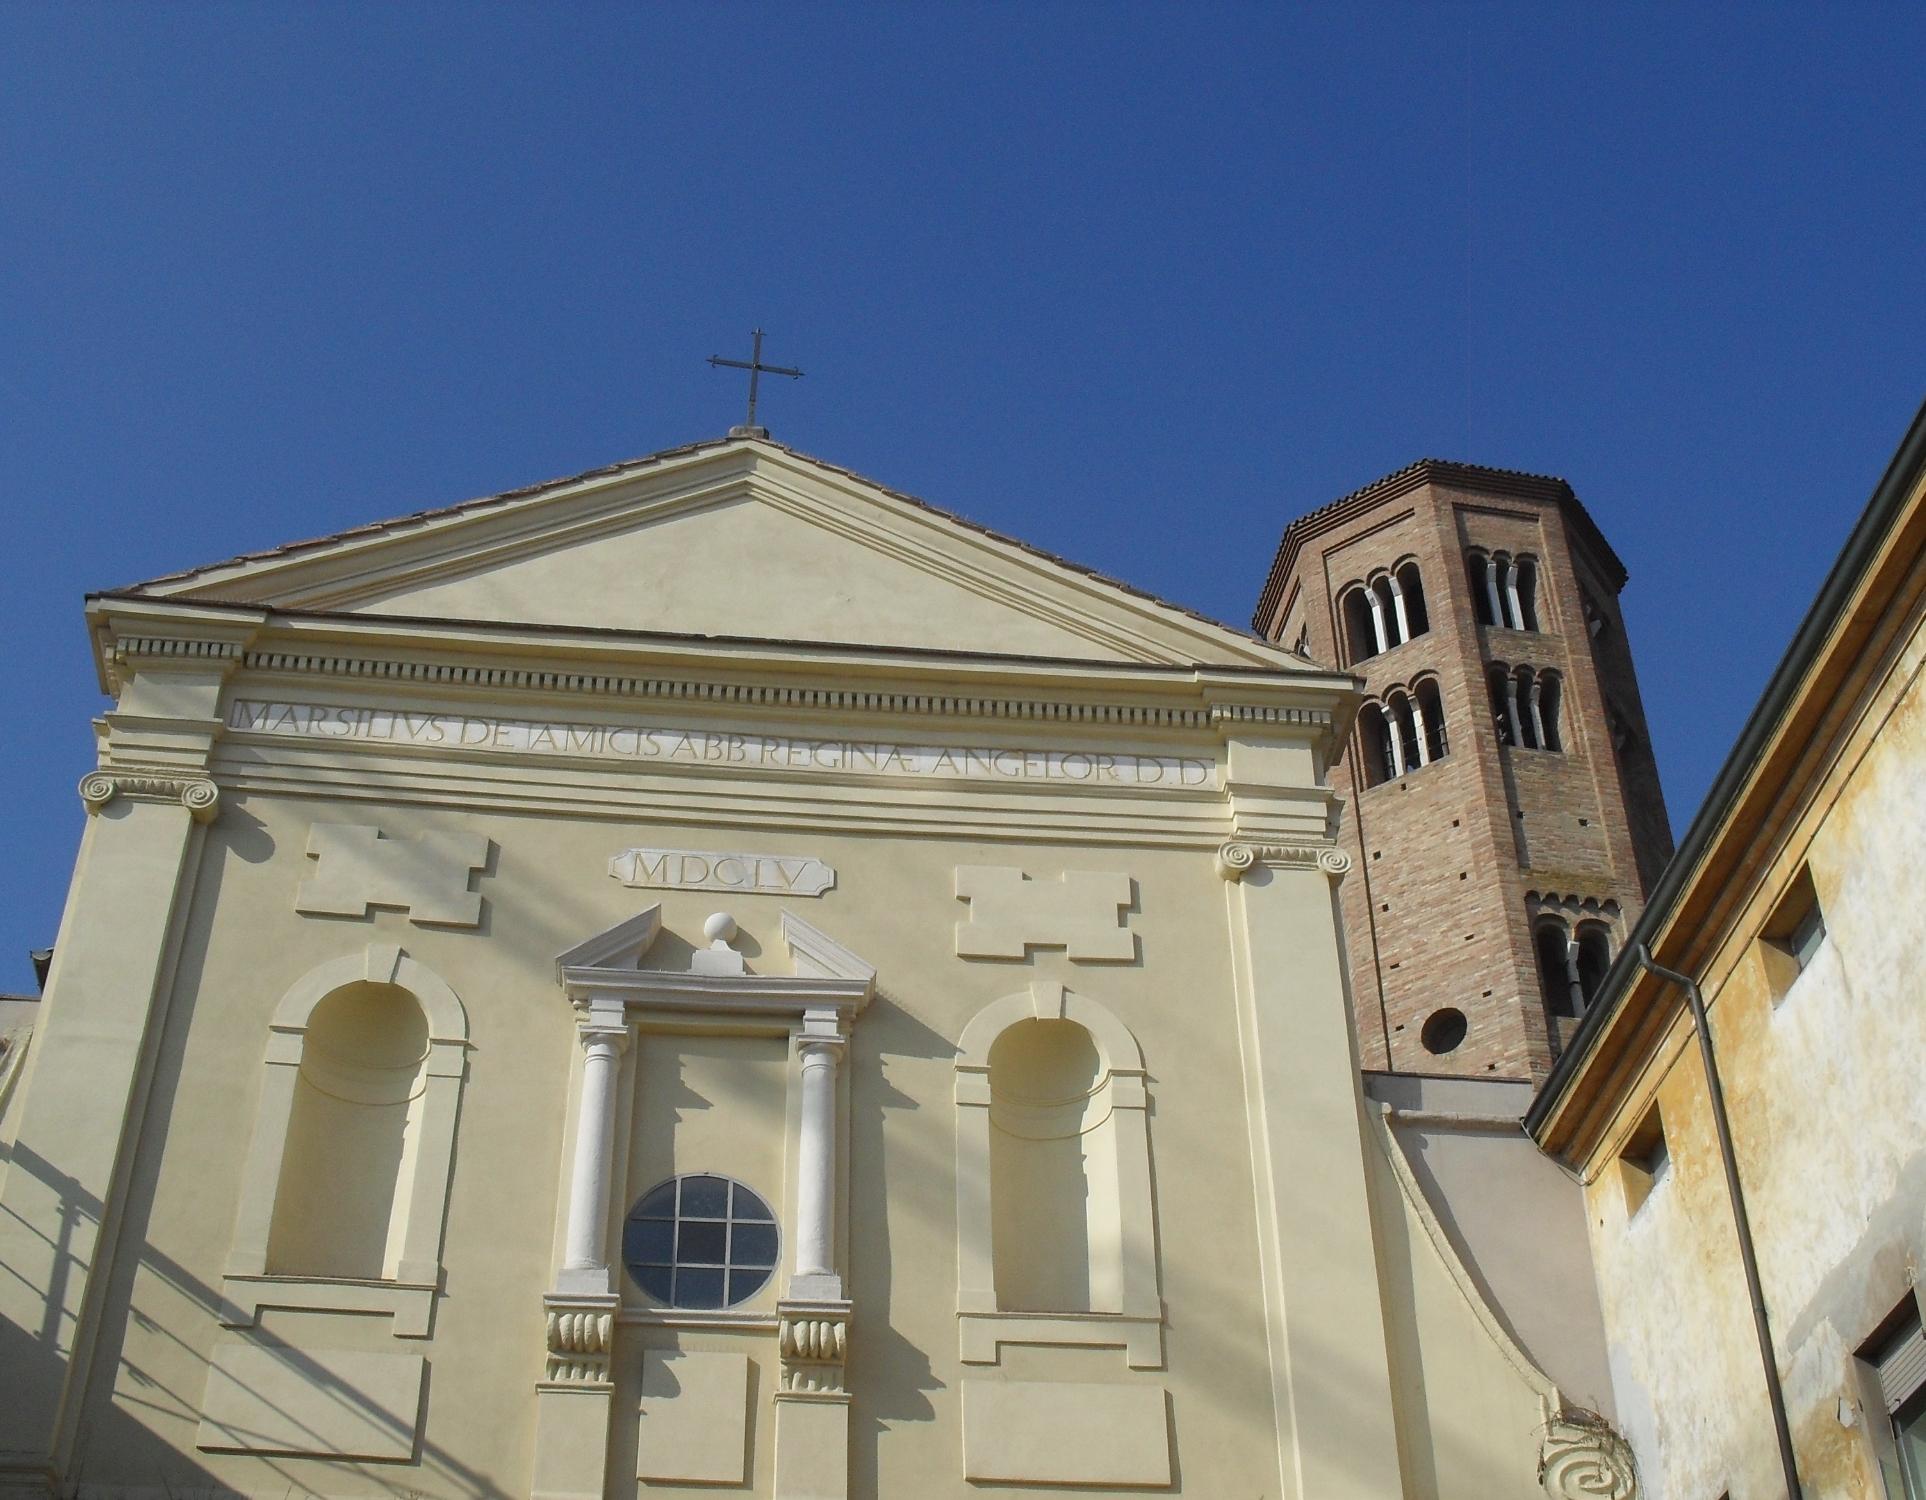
[227, 700, 1215, 788]
[610, 847, 836, 897]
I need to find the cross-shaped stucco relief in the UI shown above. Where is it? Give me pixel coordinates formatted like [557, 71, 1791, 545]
[953, 866, 1137, 961]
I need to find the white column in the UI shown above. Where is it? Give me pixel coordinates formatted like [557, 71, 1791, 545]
[1364, 588, 1389, 655]
[793, 1025, 846, 1298]
[1561, 939, 1585, 1017]
[1408, 696, 1430, 767]
[1386, 702, 1408, 777]
[1384, 576, 1411, 645]
[1502, 675, 1525, 748]
[559, 1005, 629, 1291]
[1527, 680, 1547, 750]
[1482, 555, 1504, 627]
[1503, 560, 1525, 630]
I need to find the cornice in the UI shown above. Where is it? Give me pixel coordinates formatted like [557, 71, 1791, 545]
[90, 596, 1351, 719]
[561, 968, 872, 1016]
[85, 599, 267, 694]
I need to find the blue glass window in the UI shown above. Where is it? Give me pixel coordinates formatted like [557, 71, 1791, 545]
[622, 1175, 780, 1309]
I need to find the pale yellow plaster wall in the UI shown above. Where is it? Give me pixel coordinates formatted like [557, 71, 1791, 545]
[76, 790, 1302, 1499]
[142, 442, 1297, 670]
[1364, 1112, 1557, 1500]
[21, 479, 1564, 1500]
[1583, 613, 1926, 1500]
[44, 736, 1575, 1497]
[353, 495, 1127, 661]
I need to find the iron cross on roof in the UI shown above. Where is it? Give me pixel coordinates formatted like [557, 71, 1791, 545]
[708, 328, 803, 438]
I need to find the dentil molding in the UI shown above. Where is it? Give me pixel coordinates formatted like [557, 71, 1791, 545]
[232, 646, 1335, 731]
[79, 768, 220, 823]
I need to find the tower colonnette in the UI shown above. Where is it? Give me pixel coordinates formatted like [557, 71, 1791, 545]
[1254, 461, 1672, 1079]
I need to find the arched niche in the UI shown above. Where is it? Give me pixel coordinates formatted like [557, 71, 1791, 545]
[955, 982, 1162, 1369]
[222, 943, 469, 1337]
[267, 980, 430, 1278]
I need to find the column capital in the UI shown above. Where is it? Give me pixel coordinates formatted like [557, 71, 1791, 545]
[79, 768, 220, 823]
[797, 1006, 848, 1055]
[797, 1034, 846, 1065]
[1215, 840, 1351, 884]
[575, 998, 631, 1053]
[576, 1022, 630, 1053]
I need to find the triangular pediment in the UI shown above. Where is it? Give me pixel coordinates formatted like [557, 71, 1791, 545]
[129, 439, 1304, 668]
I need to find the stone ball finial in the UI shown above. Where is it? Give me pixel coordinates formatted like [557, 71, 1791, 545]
[704, 912, 739, 946]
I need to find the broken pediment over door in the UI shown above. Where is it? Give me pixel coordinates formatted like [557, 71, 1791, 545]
[535, 905, 876, 1500]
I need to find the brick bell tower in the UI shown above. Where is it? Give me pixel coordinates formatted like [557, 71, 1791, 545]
[1253, 461, 1672, 1080]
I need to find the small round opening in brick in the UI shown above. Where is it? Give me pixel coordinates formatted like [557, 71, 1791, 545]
[1420, 1008, 1468, 1055]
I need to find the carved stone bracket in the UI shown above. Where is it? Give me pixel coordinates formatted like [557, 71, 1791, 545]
[1538, 1412, 1638, 1499]
[79, 769, 220, 824]
[1214, 840, 1351, 883]
[543, 1294, 618, 1385]
[776, 1298, 850, 1401]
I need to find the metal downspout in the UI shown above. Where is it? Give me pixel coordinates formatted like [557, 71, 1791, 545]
[1633, 944, 1804, 1500]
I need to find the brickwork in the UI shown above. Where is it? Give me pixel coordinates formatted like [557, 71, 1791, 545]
[1255, 462, 1672, 1080]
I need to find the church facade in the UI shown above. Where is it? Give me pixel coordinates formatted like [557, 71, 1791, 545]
[1, 435, 1637, 1499]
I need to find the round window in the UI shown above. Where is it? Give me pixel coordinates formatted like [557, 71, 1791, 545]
[622, 1175, 779, 1309]
[1421, 1008, 1469, 1055]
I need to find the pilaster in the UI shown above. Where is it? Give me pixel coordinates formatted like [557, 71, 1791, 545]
[1219, 825, 1408, 1499]
[0, 614, 250, 1493]
[532, 1294, 620, 1500]
[774, 1299, 851, 1500]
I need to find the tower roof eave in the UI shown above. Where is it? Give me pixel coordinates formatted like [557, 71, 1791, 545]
[1251, 459, 1630, 633]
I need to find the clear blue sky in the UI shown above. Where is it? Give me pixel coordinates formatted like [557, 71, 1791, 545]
[4, 4, 1923, 988]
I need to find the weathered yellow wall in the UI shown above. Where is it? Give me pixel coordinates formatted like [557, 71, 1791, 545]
[1584, 612, 1926, 1499]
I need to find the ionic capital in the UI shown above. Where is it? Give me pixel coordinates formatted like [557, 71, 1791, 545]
[1214, 840, 1351, 883]
[79, 768, 220, 824]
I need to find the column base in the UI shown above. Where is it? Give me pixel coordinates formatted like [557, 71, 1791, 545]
[786, 1272, 843, 1301]
[553, 1264, 614, 1297]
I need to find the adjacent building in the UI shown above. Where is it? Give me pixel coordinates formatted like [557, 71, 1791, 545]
[1529, 400, 1926, 1498]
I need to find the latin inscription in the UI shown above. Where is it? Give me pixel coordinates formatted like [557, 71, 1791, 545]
[610, 848, 835, 897]
[227, 700, 1216, 787]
